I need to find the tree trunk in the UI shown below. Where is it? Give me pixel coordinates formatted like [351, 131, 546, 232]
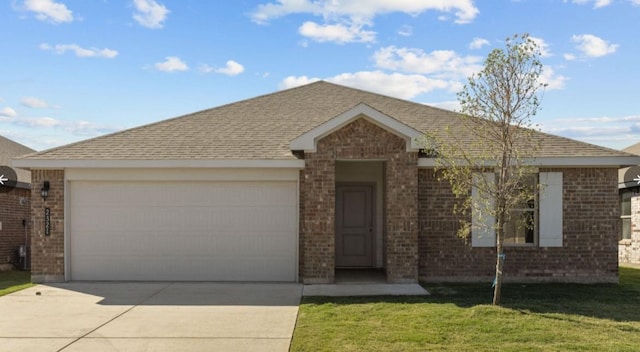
[492, 242, 504, 305]
[493, 211, 506, 306]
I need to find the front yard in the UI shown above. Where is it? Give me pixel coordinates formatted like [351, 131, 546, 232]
[291, 266, 640, 351]
[0, 270, 33, 297]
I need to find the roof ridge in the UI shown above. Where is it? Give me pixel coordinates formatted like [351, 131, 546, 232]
[319, 80, 459, 115]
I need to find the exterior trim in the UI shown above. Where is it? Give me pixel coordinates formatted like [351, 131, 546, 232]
[64, 173, 70, 281]
[13, 159, 306, 170]
[65, 168, 300, 182]
[290, 103, 422, 152]
[418, 156, 640, 168]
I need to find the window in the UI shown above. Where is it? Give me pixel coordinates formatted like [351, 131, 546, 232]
[504, 174, 538, 245]
[472, 172, 563, 248]
[621, 190, 634, 241]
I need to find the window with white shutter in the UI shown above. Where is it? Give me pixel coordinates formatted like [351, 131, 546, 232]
[471, 171, 563, 248]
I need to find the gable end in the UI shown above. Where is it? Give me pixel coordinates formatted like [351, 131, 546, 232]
[290, 103, 422, 153]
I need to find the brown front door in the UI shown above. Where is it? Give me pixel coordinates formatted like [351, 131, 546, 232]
[336, 184, 374, 267]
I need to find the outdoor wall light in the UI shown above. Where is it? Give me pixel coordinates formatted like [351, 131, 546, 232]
[40, 181, 50, 201]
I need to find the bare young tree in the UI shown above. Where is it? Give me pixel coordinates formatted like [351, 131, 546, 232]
[425, 34, 546, 305]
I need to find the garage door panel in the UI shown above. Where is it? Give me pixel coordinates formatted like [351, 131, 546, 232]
[73, 182, 296, 206]
[69, 181, 297, 282]
[72, 205, 296, 233]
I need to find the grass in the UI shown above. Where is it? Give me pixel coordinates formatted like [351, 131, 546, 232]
[291, 267, 640, 351]
[0, 270, 33, 297]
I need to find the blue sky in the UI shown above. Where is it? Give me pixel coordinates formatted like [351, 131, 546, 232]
[1, 0, 639, 151]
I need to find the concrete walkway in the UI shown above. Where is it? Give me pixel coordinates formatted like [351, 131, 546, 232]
[0, 282, 302, 352]
[303, 283, 429, 297]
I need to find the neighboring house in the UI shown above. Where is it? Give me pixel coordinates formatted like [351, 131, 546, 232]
[13, 81, 640, 284]
[618, 143, 640, 264]
[0, 136, 34, 269]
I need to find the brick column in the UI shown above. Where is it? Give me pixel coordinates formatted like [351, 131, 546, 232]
[31, 170, 65, 283]
[385, 154, 419, 283]
[300, 157, 336, 283]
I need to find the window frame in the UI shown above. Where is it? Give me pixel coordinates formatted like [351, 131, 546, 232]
[471, 171, 563, 248]
[504, 174, 539, 247]
[620, 189, 636, 241]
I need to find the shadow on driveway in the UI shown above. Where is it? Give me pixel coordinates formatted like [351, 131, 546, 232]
[0, 282, 302, 352]
[42, 281, 302, 306]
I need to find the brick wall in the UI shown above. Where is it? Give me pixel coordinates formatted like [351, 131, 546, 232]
[620, 195, 640, 264]
[419, 167, 619, 283]
[300, 117, 419, 283]
[0, 187, 31, 265]
[30, 170, 65, 283]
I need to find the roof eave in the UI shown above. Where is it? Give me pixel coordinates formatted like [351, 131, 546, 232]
[418, 156, 640, 168]
[12, 159, 306, 170]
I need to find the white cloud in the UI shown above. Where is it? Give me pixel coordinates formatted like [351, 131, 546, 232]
[252, 0, 479, 24]
[251, 0, 478, 43]
[530, 36, 552, 57]
[540, 115, 640, 148]
[373, 46, 483, 79]
[469, 37, 489, 50]
[633, 0, 640, 6]
[216, 60, 245, 76]
[200, 60, 245, 76]
[64, 120, 119, 136]
[539, 67, 568, 90]
[0, 114, 121, 139]
[286, 46, 485, 100]
[397, 25, 413, 37]
[280, 71, 459, 100]
[21, 96, 53, 108]
[154, 56, 188, 72]
[15, 116, 61, 128]
[425, 100, 461, 111]
[0, 107, 17, 118]
[570, 0, 612, 8]
[21, 0, 73, 23]
[39, 43, 118, 58]
[132, 0, 169, 29]
[563, 53, 577, 61]
[571, 34, 618, 57]
[299, 21, 375, 43]
[279, 76, 321, 89]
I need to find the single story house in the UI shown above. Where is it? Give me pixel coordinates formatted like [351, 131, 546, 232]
[0, 135, 34, 269]
[618, 142, 640, 264]
[14, 81, 640, 284]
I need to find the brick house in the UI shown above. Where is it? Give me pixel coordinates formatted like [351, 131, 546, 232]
[14, 82, 640, 284]
[0, 136, 34, 269]
[618, 143, 640, 265]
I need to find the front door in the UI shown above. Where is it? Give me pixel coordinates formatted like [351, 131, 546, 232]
[336, 184, 374, 267]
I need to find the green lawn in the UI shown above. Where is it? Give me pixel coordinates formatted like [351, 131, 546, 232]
[291, 267, 640, 352]
[0, 270, 33, 297]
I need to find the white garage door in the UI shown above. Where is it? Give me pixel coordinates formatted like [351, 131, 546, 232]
[69, 181, 297, 281]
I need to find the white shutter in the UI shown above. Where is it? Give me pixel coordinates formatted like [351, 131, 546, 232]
[472, 172, 496, 247]
[539, 172, 563, 247]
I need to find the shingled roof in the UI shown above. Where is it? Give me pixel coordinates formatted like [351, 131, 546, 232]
[623, 142, 640, 156]
[14, 81, 633, 162]
[0, 135, 35, 184]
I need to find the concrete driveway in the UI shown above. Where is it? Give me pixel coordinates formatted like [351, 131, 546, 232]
[0, 282, 302, 352]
